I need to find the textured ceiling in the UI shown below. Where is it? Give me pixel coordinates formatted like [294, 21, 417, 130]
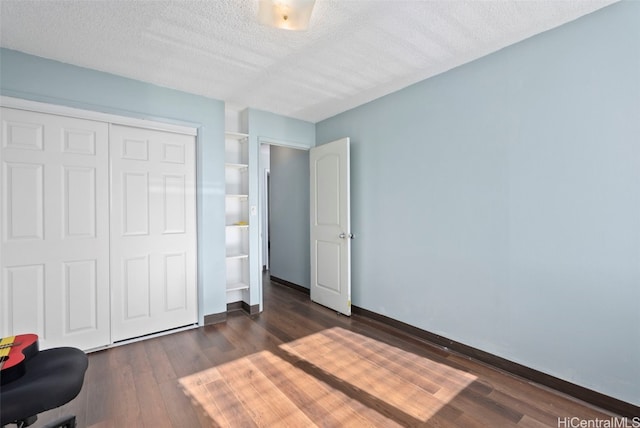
[0, 0, 618, 123]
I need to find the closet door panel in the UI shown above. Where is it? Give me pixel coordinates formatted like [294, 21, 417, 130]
[110, 125, 197, 342]
[4, 162, 44, 240]
[64, 166, 97, 238]
[63, 259, 98, 332]
[163, 174, 186, 234]
[0, 107, 110, 350]
[122, 171, 150, 235]
[2, 264, 45, 336]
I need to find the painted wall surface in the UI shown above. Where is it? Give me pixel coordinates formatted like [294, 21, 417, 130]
[269, 146, 310, 287]
[0, 48, 227, 322]
[244, 108, 316, 149]
[243, 108, 315, 306]
[316, 1, 640, 405]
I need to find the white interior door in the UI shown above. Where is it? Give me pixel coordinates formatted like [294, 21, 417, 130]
[0, 107, 110, 350]
[110, 124, 197, 342]
[310, 137, 351, 315]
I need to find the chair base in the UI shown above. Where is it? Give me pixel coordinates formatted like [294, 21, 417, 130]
[2, 415, 76, 428]
[43, 415, 76, 428]
[2, 415, 37, 428]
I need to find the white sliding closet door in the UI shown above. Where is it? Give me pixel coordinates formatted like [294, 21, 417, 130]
[109, 124, 197, 342]
[0, 107, 110, 350]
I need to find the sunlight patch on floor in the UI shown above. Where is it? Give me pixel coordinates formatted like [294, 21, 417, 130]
[281, 327, 478, 421]
[179, 327, 476, 426]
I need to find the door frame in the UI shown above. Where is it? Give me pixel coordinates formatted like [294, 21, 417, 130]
[256, 136, 311, 312]
[263, 167, 270, 272]
[1, 96, 198, 136]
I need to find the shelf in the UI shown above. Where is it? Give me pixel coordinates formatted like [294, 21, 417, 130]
[225, 162, 249, 169]
[225, 132, 248, 165]
[227, 222, 249, 227]
[224, 131, 249, 140]
[226, 252, 249, 260]
[225, 127, 250, 306]
[226, 283, 249, 292]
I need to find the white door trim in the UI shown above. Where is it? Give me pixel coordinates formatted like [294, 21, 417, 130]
[257, 136, 312, 151]
[1, 96, 198, 136]
[256, 136, 313, 313]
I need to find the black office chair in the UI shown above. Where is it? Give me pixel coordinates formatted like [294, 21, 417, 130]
[1, 347, 88, 428]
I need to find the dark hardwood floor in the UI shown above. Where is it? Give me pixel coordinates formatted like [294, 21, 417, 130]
[26, 275, 621, 427]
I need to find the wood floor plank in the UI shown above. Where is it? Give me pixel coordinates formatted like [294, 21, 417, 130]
[158, 377, 213, 428]
[161, 329, 213, 379]
[518, 414, 556, 428]
[111, 364, 144, 426]
[215, 354, 317, 426]
[83, 351, 119, 427]
[134, 370, 174, 428]
[112, 340, 152, 375]
[204, 376, 258, 427]
[487, 388, 562, 427]
[143, 335, 178, 383]
[178, 369, 231, 428]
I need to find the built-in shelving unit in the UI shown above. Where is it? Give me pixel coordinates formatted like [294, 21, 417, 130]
[225, 132, 250, 304]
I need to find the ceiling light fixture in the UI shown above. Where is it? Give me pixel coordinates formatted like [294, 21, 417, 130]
[257, 0, 316, 31]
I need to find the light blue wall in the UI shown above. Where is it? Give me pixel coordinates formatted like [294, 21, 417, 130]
[317, 1, 640, 405]
[243, 108, 315, 306]
[244, 108, 316, 148]
[0, 48, 227, 321]
[269, 145, 310, 287]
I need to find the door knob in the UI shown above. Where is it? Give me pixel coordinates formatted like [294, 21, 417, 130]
[339, 232, 354, 239]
